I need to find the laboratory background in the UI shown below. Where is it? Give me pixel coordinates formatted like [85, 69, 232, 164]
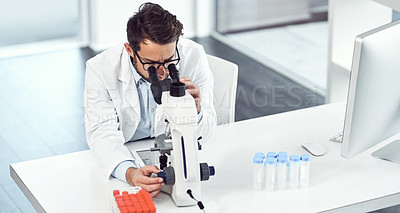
[1, 0, 399, 212]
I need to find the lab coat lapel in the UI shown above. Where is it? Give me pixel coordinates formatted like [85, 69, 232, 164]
[118, 49, 140, 115]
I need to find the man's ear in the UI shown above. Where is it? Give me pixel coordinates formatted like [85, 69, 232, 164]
[124, 43, 134, 57]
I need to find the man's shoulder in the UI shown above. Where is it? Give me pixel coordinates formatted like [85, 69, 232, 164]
[85, 44, 127, 83]
[178, 38, 203, 50]
[86, 44, 125, 66]
[178, 38, 205, 59]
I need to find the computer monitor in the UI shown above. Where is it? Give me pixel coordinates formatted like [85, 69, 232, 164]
[341, 19, 400, 160]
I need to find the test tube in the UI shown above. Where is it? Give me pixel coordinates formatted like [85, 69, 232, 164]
[264, 157, 276, 191]
[276, 156, 287, 190]
[300, 154, 311, 188]
[253, 156, 263, 191]
[289, 155, 300, 189]
[255, 152, 266, 160]
[266, 152, 277, 158]
[277, 151, 287, 158]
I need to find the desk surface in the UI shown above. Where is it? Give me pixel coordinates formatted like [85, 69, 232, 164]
[10, 102, 400, 213]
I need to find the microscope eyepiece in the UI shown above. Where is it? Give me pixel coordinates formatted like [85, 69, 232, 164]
[167, 64, 180, 83]
[147, 66, 159, 83]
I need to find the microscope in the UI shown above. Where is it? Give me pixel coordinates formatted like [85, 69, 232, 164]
[146, 64, 215, 207]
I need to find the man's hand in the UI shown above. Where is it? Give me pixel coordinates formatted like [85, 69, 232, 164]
[180, 77, 201, 114]
[126, 165, 164, 197]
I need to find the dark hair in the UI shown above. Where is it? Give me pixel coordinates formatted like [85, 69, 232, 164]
[127, 2, 183, 52]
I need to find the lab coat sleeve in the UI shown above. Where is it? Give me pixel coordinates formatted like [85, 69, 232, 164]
[191, 45, 217, 144]
[84, 61, 135, 179]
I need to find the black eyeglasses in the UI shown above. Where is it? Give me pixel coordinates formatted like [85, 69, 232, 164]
[134, 46, 180, 71]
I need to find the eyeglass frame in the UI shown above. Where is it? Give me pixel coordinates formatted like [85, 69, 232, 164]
[133, 45, 180, 71]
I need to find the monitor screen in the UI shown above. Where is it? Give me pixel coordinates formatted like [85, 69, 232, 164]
[341, 19, 400, 159]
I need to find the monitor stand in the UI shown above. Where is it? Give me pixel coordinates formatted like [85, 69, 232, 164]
[372, 139, 400, 164]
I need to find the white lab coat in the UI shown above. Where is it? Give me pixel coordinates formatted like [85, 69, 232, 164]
[84, 38, 217, 178]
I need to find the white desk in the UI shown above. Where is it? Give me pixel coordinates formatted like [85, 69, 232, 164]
[10, 102, 400, 213]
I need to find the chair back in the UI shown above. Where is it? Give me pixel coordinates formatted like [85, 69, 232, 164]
[207, 54, 238, 125]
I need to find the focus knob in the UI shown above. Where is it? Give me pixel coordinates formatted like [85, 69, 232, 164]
[200, 163, 215, 181]
[157, 166, 175, 185]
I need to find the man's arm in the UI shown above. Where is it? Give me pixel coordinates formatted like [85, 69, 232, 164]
[84, 60, 164, 197]
[183, 43, 217, 143]
[126, 166, 164, 197]
[180, 76, 202, 114]
[112, 161, 164, 197]
[84, 61, 134, 178]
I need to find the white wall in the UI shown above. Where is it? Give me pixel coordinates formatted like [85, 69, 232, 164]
[0, 0, 79, 46]
[216, 0, 310, 33]
[327, 0, 394, 102]
[88, 0, 214, 52]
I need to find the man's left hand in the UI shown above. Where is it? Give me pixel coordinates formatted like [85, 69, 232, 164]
[180, 77, 201, 114]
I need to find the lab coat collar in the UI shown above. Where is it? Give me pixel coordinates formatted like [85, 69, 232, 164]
[129, 58, 144, 87]
[118, 47, 133, 83]
[117, 45, 140, 116]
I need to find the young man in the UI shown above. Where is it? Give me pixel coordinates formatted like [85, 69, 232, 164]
[84, 3, 216, 197]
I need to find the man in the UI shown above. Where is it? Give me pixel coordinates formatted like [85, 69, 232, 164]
[84, 3, 216, 197]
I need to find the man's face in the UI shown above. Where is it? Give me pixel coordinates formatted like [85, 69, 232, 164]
[124, 40, 176, 82]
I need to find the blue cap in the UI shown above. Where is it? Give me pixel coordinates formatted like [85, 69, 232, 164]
[253, 156, 263, 164]
[289, 155, 300, 162]
[300, 154, 311, 161]
[254, 152, 265, 159]
[264, 157, 277, 165]
[266, 152, 277, 158]
[277, 156, 287, 163]
[277, 152, 287, 158]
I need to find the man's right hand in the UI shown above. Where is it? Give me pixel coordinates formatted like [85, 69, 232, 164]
[126, 165, 164, 197]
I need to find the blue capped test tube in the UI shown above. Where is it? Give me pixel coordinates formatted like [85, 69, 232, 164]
[266, 152, 277, 158]
[277, 151, 287, 158]
[264, 157, 276, 191]
[289, 155, 300, 189]
[255, 152, 266, 160]
[300, 154, 311, 188]
[276, 156, 287, 190]
[253, 156, 263, 191]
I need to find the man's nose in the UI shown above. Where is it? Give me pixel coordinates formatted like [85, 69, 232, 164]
[157, 66, 167, 76]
